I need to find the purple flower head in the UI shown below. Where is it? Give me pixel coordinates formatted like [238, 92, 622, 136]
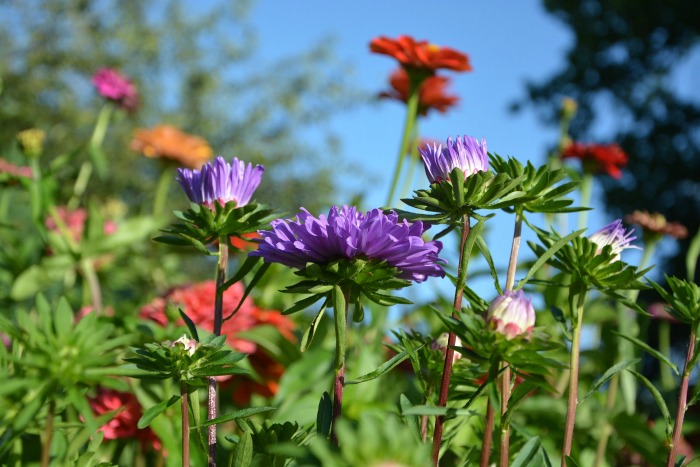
[251, 205, 446, 282]
[91, 68, 139, 111]
[588, 219, 639, 261]
[487, 290, 535, 340]
[419, 135, 489, 184]
[176, 156, 265, 208]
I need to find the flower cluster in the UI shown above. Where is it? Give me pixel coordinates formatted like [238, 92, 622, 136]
[624, 210, 688, 240]
[251, 206, 446, 283]
[370, 35, 471, 73]
[562, 141, 628, 179]
[91, 68, 139, 112]
[589, 219, 639, 261]
[131, 124, 213, 169]
[487, 290, 536, 340]
[418, 135, 489, 184]
[176, 156, 265, 208]
[379, 68, 459, 116]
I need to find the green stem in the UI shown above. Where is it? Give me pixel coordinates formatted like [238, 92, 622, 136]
[154, 165, 175, 217]
[90, 104, 114, 149]
[659, 321, 674, 390]
[181, 382, 190, 467]
[208, 237, 228, 467]
[666, 328, 697, 467]
[79, 258, 102, 311]
[432, 215, 471, 465]
[331, 287, 349, 447]
[578, 174, 593, 230]
[40, 399, 55, 467]
[385, 81, 421, 207]
[398, 122, 421, 201]
[68, 161, 94, 210]
[561, 289, 586, 465]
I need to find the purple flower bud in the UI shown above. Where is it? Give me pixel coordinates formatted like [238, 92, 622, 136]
[488, 290, 535, 340]
[176, 156, 264, 208]
[418, 135, 488, 184]
[588, 219, 639, 261]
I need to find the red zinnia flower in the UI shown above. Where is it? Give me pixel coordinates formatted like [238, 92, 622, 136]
[561, 142, 628, 179]
[379, 68, 459, 116]
[370, 35, 471, 73]
[89, 388, 162, 451]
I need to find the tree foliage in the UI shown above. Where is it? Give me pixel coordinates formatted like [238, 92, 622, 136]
[520, 0, 700, 276]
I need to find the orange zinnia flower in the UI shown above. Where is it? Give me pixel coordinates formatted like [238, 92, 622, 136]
[370, 35, 471, 73]
[561, 142, 628, 179]
[131, 125, 213, 169]
[379, 68, 459, 115]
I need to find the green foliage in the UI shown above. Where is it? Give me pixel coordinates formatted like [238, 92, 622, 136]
[648, 275, 700, 325]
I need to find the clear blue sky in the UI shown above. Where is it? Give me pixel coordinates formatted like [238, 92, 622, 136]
[241, 1, 673, 301]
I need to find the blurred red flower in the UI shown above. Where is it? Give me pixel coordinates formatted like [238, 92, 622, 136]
[379, 68, 459, 116]
[561, 142, 628, 179]
[370, 35, 471, 73]
[140, 281, 295, 401]
[89, 388, 161, 451]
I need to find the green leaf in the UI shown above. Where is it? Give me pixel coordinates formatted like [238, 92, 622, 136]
[301, 300, 328, 352]
[476, 235, 502, 295]
[511, 436, 542, 467]
[137, 395, 181, 429]
[230, 430, 253, 467]
[515, 228, 586, 291]
[282, 293, 326, 315]
[316, 391, 332, 438]
[580, 359, 641, 405]
[627, 369, 673, 440]
[565, 456, 579, 467]
[196, 406, 275, 427]
[503, 380, 539, 426]
[222, 263, 271, 321]
[222, 255, 262, 291]
[179, 308, 200, 342]
[333, 285, 347, 374]
[612, 331, 679, 375]
[54, 296, 74, 338]
[399, 394, 422, 443]
[346, 343, 425, 385]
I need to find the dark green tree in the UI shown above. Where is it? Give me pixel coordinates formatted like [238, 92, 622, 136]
[519, 0, 700, 278]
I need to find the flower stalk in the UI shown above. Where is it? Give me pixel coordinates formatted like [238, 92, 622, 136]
[386, 80, 421, 206]
[181, 381, 190, 467]
[330, 286, 349, 447]
[666, 327, 697, 467]
[479, 400, 495, 467]
[432, 214, 470, 465]
[207, 236, 228, 466]
[40, 399, 56, 467]
[561, 288, 586, 464]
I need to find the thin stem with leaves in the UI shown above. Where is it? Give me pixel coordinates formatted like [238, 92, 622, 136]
[561, 288, 586, 465]
[666, 327, 698, 467]
[432, 214, 471, 465]
[386, 79, 421, 207]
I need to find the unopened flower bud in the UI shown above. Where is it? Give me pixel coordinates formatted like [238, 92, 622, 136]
[488, 290, 535, 340]
[171, 334, 197, 356]
[431, 332, 462, 363]
[17, 128, 46, 159]
[589, 219, 639, 262]
[561, 97, 578, 120]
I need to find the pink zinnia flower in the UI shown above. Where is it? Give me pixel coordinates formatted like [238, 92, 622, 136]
[92, 68, 139, 111]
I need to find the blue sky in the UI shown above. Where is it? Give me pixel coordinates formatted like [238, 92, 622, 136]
[241, 1, 687, 301]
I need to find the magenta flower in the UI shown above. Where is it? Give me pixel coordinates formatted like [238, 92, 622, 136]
[176, 156, 265, 208]
[589, 219, 639, 261]
[91, 68, 139, 111]
[251, 206, 446, 282]
[419, 135, 489, 184]
[487, 290, 535, 340]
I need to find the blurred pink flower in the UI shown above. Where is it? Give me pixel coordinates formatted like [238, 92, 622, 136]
[92, 68, 139, 111]
[45, 207, 117, 243]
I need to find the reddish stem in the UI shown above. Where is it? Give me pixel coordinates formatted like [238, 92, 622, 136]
[479, 400, 495, 467]
[666, 330, 697, 467]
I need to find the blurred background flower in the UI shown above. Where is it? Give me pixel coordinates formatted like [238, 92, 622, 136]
[131, 125, 213, 169]
[92, 68, 139, 112]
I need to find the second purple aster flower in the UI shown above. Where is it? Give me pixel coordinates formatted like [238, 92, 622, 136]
[419, 135, 488, 183]
[251, 205, 446, 283]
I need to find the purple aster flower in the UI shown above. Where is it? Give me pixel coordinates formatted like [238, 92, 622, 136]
[589, 219, 639, 261]
[418, 135, 489, 184]
[177, 156, 265, 208]
[91, 68, 139, 111]
[487, 290, 535, 340]
[251, 206, 446, 282]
